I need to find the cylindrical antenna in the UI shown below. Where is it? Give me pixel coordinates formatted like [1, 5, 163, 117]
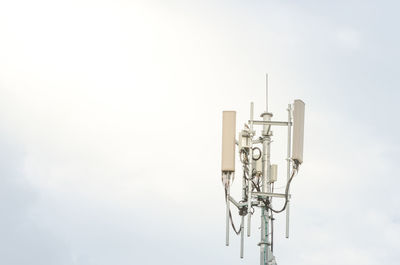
[265, 73, 269, 112]
[226, 174, 230, 246]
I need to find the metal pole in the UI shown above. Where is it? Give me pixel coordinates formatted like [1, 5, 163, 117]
[286, 104, 292, 238]
[265, 133, 271, 265]
[240, 215, 244, 258]
[240, 165, 246, 258]
[260, 112, 272, 265]
[260, 75, 271, 265]
[226, 173, 230, 246]
[247, 102, 254, 237]
[265, 74, 268, 112]
[260, 207, 266, 265]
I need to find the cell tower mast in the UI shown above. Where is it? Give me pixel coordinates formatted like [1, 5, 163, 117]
[221, 75, 305, 265]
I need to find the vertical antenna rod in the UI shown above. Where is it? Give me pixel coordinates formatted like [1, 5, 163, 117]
[247, 102, 254, 238]
[226, 174, 230, 246]
[265, 73, 269, 112]
[286, 104, 292, 238]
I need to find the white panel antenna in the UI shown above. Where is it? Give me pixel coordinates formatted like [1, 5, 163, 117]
[292, 99, 305, 164]
[269, 164, 278, 183]
[221, 111, 236, 172]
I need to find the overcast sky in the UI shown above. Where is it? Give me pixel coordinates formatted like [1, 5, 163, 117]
[0, 0, 399, 264]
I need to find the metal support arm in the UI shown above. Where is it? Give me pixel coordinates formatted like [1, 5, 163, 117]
[249, 120, 292, 126]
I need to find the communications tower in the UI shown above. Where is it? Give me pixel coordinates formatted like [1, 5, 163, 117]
[221, 76, 305, 265]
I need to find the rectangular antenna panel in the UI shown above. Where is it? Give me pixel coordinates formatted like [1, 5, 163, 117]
[269, 164, 277, 183]
[292, 100, 305, 164]
[238, 130, 250, 150]
[222, 111, 236, 172]
[252, 159, 262, 174]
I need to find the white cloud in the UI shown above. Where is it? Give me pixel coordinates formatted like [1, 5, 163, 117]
[0, 0, 399, 265]
[335, 28, 361, 50]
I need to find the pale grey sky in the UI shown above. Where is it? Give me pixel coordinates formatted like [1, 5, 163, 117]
[0, 0, 399, 265]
